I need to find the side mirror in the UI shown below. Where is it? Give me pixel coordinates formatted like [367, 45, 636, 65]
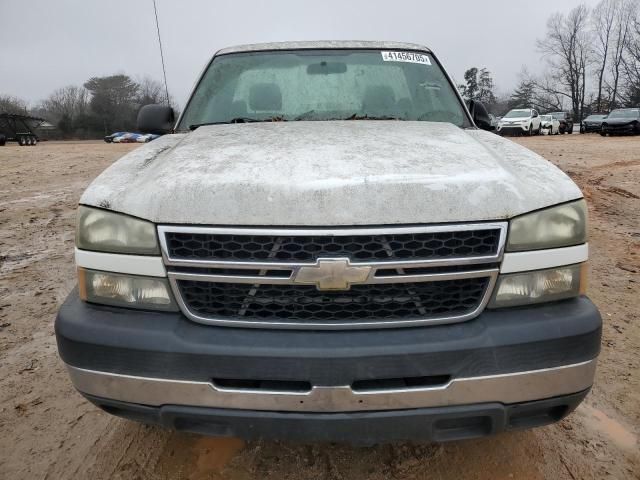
[468, 100, 493, 131]
[137, 104, 175, 134]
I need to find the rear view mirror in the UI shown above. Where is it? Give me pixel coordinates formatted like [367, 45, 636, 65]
[137, 104, 175, 134]
[307, 62, 347, 75]
[468, 100, 494, 131]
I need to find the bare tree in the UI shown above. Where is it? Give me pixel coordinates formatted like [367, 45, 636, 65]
[136, 76, 164, 105]
[608, 0, 637, 107]
[620, 7, 640, 105]
[0, 94, 28, 114]
[40, 85, 88, 122]
[532, 78, 566, 111]
[537, 4, 593, 118]
[513, 68, 565, 112]
[592, 0, 617, 111]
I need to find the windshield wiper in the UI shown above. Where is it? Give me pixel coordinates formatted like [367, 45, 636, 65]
[292, 110, 316, 121]
[343, 114, 401, 121]
[189, 117, 285, 130]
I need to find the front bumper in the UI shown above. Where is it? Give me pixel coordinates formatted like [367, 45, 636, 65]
[602, 123, 638, 134]
[497, 125, 528, 134]
[56, 290, 601, 442]
[84, 390, 590, 443]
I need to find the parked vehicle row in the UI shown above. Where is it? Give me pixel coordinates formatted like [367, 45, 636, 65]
[104, 132, 161, 143]
[497, 109, 575, 136]
[599, 108, 640, 136]
[498, 106, 640, 137]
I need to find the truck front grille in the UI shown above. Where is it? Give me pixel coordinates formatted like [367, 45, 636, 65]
[159, 224, 506, 329]
[176, 278, 490, 323]
[165, 229, 501, 262]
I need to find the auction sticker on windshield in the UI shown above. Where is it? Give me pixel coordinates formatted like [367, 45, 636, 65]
[381, 51, 431, 65]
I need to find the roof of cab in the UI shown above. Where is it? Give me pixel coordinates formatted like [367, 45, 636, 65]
[216, 40, 432, 56]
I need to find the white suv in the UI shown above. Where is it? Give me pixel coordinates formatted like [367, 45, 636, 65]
[498, 108, 542, 136]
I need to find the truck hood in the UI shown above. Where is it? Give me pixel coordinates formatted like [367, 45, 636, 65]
[81, 121, 582, 225]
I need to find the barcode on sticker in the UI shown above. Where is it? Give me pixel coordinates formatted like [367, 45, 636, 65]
[381, 51, 431, 65]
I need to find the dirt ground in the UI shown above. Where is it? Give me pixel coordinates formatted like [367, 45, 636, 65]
[0, 135, 638, 480]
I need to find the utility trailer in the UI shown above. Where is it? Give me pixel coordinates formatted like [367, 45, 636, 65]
[0, 113, 45, 146]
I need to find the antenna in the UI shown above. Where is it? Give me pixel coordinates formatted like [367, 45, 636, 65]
[152, 0, 171, 107]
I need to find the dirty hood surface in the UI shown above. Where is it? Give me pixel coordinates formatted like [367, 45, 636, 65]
[81, 121, 582, 225]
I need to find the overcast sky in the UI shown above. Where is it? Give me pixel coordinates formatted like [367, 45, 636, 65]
[1, 0, 601, 108]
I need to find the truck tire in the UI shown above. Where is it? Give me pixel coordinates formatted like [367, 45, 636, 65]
[18, 135, 26, 146]
[0, 135, 5, 146]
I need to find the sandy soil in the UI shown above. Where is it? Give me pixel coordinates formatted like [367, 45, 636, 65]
[0, 136, 638, 480]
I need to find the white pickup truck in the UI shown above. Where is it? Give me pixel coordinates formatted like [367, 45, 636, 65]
[56, 41, 601, 444]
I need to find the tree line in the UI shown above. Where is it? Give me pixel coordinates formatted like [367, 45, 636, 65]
[4, 3, 640, 135]
[0, 75, 174, 139]
[458, 0, 640, 118]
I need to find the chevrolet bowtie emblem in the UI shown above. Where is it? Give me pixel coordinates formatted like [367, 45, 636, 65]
[293, 258, 371, 291]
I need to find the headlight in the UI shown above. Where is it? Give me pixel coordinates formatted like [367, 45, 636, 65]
[78, 268, 178, 311]
[76, 206, 159, 255]
[507, 200, 587, 251]
[489, 264, 586, 308]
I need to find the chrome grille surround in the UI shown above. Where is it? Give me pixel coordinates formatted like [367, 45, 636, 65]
[159, 224, 507, 330]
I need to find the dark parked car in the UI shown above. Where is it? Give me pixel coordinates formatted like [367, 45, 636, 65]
[580, 114, 607, 133]
[549, 111, 574, 134]
[600, 108, 640, 136]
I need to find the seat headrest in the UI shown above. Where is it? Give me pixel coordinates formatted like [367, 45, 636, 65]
[362, 86, 396, 113]
[249, 83, 282, 111]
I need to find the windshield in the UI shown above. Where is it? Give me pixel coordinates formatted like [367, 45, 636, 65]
[550, 113, 564, 119]
[608, 109, 639, 119]
[504, 109, 530, 118]
[540, 115, 552, 121]
[177, 49, 469, 130]
[586, 115, 605, 120]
